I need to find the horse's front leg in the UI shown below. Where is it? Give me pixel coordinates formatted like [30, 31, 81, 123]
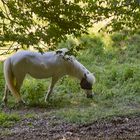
[45, 76, 59, 102]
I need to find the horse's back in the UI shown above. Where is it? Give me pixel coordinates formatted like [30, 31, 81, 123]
[10, 50, 55, 64]
[9, 50, 64, 78]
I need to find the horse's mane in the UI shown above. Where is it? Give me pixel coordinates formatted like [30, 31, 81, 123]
[55, 48, 75, 62]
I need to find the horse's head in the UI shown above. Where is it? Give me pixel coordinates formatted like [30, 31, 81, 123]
[80, 73, 95, 98]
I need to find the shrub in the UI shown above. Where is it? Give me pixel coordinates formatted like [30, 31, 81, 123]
[22, 79, 47, 107]
[0, 113, 20, 127]
[80, 34, 105, 55]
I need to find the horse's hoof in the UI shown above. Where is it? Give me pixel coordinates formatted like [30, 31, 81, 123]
[0, 101, 8, 108]
[19, 100, 27, 106]
[45, 97, 53, 103]
[45, 98, 49, 103]
[87, 94, 93, 98]
[0, 103, 5, 109]
[45, 94, 51, 103]
[12, 100, 27, 109]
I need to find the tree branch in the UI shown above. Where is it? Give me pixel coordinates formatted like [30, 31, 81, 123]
[0, 42, 15, 55]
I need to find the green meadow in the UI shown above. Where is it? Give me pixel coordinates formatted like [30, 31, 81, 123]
[0, 32, 140, 126]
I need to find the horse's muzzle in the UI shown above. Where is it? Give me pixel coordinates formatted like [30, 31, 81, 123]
[85, 90, 93, 98]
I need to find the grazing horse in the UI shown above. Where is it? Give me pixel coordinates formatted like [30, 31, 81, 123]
[2, 48, 95, 105]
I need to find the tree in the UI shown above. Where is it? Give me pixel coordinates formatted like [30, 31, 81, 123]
[0, 0, 140, 53]
[0, 0, 92, 53]
[89, 0, 140, 33]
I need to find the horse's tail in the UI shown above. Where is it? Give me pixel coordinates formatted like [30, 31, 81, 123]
[4, 58, 20, 102]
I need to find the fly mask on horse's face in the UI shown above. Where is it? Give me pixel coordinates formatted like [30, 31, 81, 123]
[80, 73, 94, 98]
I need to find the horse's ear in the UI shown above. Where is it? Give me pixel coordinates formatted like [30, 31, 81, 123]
[84, 73, 87, 79]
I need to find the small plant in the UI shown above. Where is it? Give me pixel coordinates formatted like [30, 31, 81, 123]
[22, 80, 46, 107]
[0, 113, 20, 127]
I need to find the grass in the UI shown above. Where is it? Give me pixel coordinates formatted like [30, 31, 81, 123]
[0, 112, 20, 127]
[0, 31, 140, 125]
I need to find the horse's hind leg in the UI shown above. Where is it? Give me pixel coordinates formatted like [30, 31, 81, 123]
[2, 84, 9, 106]
[2, 76, 24, 107]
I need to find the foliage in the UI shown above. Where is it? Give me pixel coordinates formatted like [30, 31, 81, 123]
[0, 0, 92, 52]
[0, 0, 140, 52]
[89, 0, 140, 33]
[22, 79, 47, 107]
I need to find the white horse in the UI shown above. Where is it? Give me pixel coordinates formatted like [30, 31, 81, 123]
[2, 48, 95, 106]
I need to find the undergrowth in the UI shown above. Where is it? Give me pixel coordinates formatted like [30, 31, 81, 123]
[0, 32, 140, 124]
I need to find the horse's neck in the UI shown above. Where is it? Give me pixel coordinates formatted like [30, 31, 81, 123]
[68, 60, 86, 80]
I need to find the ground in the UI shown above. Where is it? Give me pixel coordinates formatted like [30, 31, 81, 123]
[0, 108, 140, 140]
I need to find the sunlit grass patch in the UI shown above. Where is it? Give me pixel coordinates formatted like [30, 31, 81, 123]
[56, 103, 140, 124]
[0, 112, 20, 127]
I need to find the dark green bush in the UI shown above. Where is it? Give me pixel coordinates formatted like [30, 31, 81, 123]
[0, 113, 20, 127]
[22, 80, 46, 106]
[111, 32, 127, 42]
[80, 34, 104, 55]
